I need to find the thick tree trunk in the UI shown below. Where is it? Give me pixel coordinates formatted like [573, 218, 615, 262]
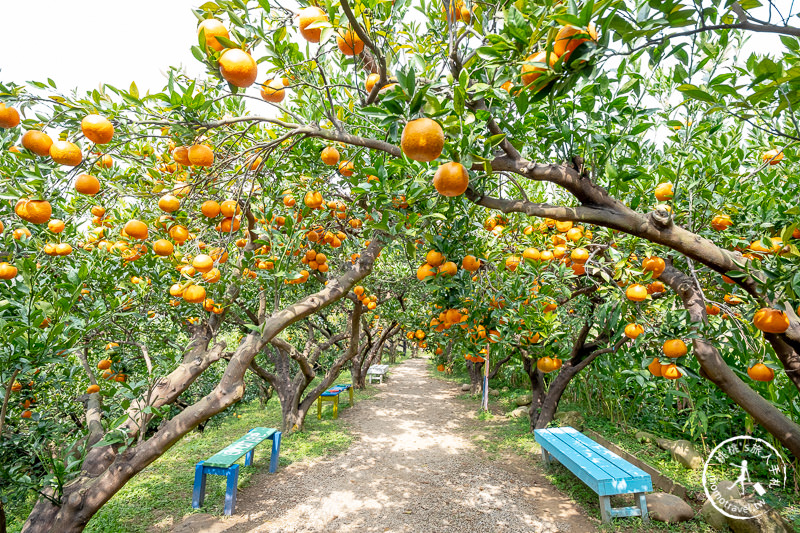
[661, 265, 800, 457]
[523, 355, 546, 431]
[21, 240, 387, 533]
[467, 361, 483, 394]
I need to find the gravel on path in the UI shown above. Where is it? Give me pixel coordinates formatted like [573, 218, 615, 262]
[169, 357, 596, 533]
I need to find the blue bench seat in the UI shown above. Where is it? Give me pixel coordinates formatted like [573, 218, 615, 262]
[534, 426, 652, 523]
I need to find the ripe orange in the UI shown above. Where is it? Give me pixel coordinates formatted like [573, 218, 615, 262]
[81, 114, 114, 144]
[642, 256, 665, 278]
[183, 285, 207, 303]
[662, 339, 687, 358]
[426, 250, 444, 267]
[0, 104, 20, 128]
[661, 363, 682, 379]
[21, 410, 33, 419]
[321, 146, 340, 165]
[124, 220, 148, 240]
[336, 27, 364, 56]
[522, 248, 541, 262]
[260, 79, 286, 103]
[219, 217, 241, 232]
[505, 255, 521, 272]
[304, 191, 324, 209]
[298, 6, 328, 43]
[12, 228, 31, 240]
[438, 261, 457, 276]
[553, 23, 598, 63]
[570, 247, 589, 263]
[401, 118, 444, 162]
[15, 199, 52, 224]
[365, 73, 380, 93]
[647, 358, 662, 376]
[624, 323, 644, 339]
[192, 254, 214, 273]
[173, 146, 191, 165]
[537, 357, 557, 373]
[47, 219, 65, 233]
[202, 268, 221, 283]
[761, 149, 783, 165]
[706, 303, 721, 315]
[201, 200, 221, 218]
[0, 262, 18, 280]
[521, 51, 558, 89]
[198, 19, 229, 52]
[158, 194, 180, 213]
[75, 174, 100, 195]
[433, 161, 469, 196]
[462, 255, 480, 271]
[625, 284, 647, 302]
[55, 243, 73, 256]
[338, 160, 355, 176]
[21, 130, 53, 156]
[50, 140, 83, 166]
[654, 182, 673, 201]
[417, 263, 437, 281]
[647, 281, 665, 294]
[711, 214, 732, 231]
[753, 308, 790, 334]
[188, 144, 214, 167]
[86, 384, 100, 394]
[219, 48, 258, 88]
[747, 363, 775, 382]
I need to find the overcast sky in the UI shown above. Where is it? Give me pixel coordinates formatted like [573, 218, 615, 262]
[0, 1, 786, 95]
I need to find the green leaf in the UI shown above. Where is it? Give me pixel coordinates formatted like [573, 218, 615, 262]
[129, 81, 139, 100]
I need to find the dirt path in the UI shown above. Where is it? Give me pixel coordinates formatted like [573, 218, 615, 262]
[173, 358, 595, 533]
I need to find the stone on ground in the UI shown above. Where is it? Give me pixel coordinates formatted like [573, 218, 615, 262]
[701, 480, 740, 530]
[646, 492, 694, 523]
[460, 383, 471, 392]
[514, 393, 533, 406]
[633, 430, 656, 443]
[656, 438, 703, 469]
[553, 410, 584, 431]
[725, 500, 794, 533]
[508, 406, 529, 419]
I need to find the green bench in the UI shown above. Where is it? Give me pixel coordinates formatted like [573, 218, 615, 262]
[192, 427, 281, 515]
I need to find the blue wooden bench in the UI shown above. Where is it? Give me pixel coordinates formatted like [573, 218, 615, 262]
[534, 427, 652, 523]
[192, 427, 281, 515]
[316, 384, 354, 419]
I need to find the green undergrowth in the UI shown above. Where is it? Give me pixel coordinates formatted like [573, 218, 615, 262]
[8, 379, 378, 533]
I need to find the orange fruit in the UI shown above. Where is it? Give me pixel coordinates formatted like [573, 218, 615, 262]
[192, 254, 214, 273]
[438, 261, 457, 276]
[624, 323, 644, 339]
[188, 144, 214, 167]
[21, 130, 53, 156]
[321, 146, 340, 165]
[426, 250, 444, 267]
[12, 228, 31, 240]
[202, 268, 221, 283]
[553, 23, 598, 63]
[81, 114, 114, 144]
[761, 149, 783, 165]
[86, 384, 100, 394]
[625, 284, 647, 302]
[124, 220, 148, 240]
[433, 161, 469, 196]
[753, 308, 790, 334]
[336, 27, 364, 56]
[338, 160, 355, 176]
[0, 262, 18, 280]
[661, 364, 682, 379]
[505, 255, 521, 272]
[521, 51, 558, 89]
[537, 357, 557, 373]
[711, 214, 732, 231]
[153, 239, 174, 256]
[647, 358, 662, 376]
[21, 410, 32, 419]
[47, 219, 65, 233]
[462, 255, 481, 271]
[0, 104, 21, 128]
[401, 118, 444, 162]
[365, 73, 380, 93]
[219, 48, 258, 88]
[298, 6, 328, 43]
[747, 363, 775, 382]
[183, 285, 207, 303]
[15, 199, 52, 224]
[570, 247, 589, 263]
[647, 281, 665, 294]
[662, 339, 687, 358]
[50, 140, 83, 166]
[417, 263, 437, 281]
[523, 248, 541, 262]
[158, 194, 181, 213]
[654, 182, 673, 201]
[55, 243, 72, 256]
[706, 303, 721, 316]
[75, 174, 100, 195]
[197, 19, 229, 52]
[304, 191, 324, 209]
[201, 200, 221, 218]
[260, 79, 286, 103]
[642, 256, 665, 278]
[173, 146, 191, 165]
[219, 217, 241, 232]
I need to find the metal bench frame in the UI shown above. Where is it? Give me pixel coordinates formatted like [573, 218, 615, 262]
[366, 364, 389, 384]
[316, 384, 354, 420]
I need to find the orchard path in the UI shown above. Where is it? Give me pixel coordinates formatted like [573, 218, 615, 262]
[171, 357, 595, 533]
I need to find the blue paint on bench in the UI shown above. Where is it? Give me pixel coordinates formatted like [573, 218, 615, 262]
[192, 427, 282, 515]
[317, 384, 354, 419]
[535, 427, 652, 523]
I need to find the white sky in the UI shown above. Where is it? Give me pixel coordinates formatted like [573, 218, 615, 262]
[0, 1, 788, 94]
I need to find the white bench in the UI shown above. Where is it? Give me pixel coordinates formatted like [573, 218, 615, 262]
[366, 364, 389, 384]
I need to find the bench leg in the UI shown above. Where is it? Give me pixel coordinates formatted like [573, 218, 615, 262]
[541, 448, 551, 467]
[317, 396, 322, 419]
[192, 461, 207, 509]
[349, 387, 354, 406]
[269, 432, 282, 473]
[333, 396, 339, 419]
[636, 492, 649, 522]
[599, 495, 612, 523]
[224, 464, 240, 516]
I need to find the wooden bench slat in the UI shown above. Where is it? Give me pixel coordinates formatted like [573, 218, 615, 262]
[562, 428, 652, 479]
[546, 428, 639, 480]
[204, 427, 277, 468]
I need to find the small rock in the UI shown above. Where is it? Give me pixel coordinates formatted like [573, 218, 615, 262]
[656, 438, 704, 470]
[554, 410, 584, 431]
[725, 499, 794, 533]
[501, 386, 509, 392]
[489, 388, 500, 397]
[646, 492, 695, 523]
[514, 394, 533, 406]
[460, 384, 471, 392]
[634, 430, 656, 443]
[701, 498, 729, 531]
[508, 406, 529, 419]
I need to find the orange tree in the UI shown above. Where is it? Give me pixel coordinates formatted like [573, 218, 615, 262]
[3, 0, 800, 530]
